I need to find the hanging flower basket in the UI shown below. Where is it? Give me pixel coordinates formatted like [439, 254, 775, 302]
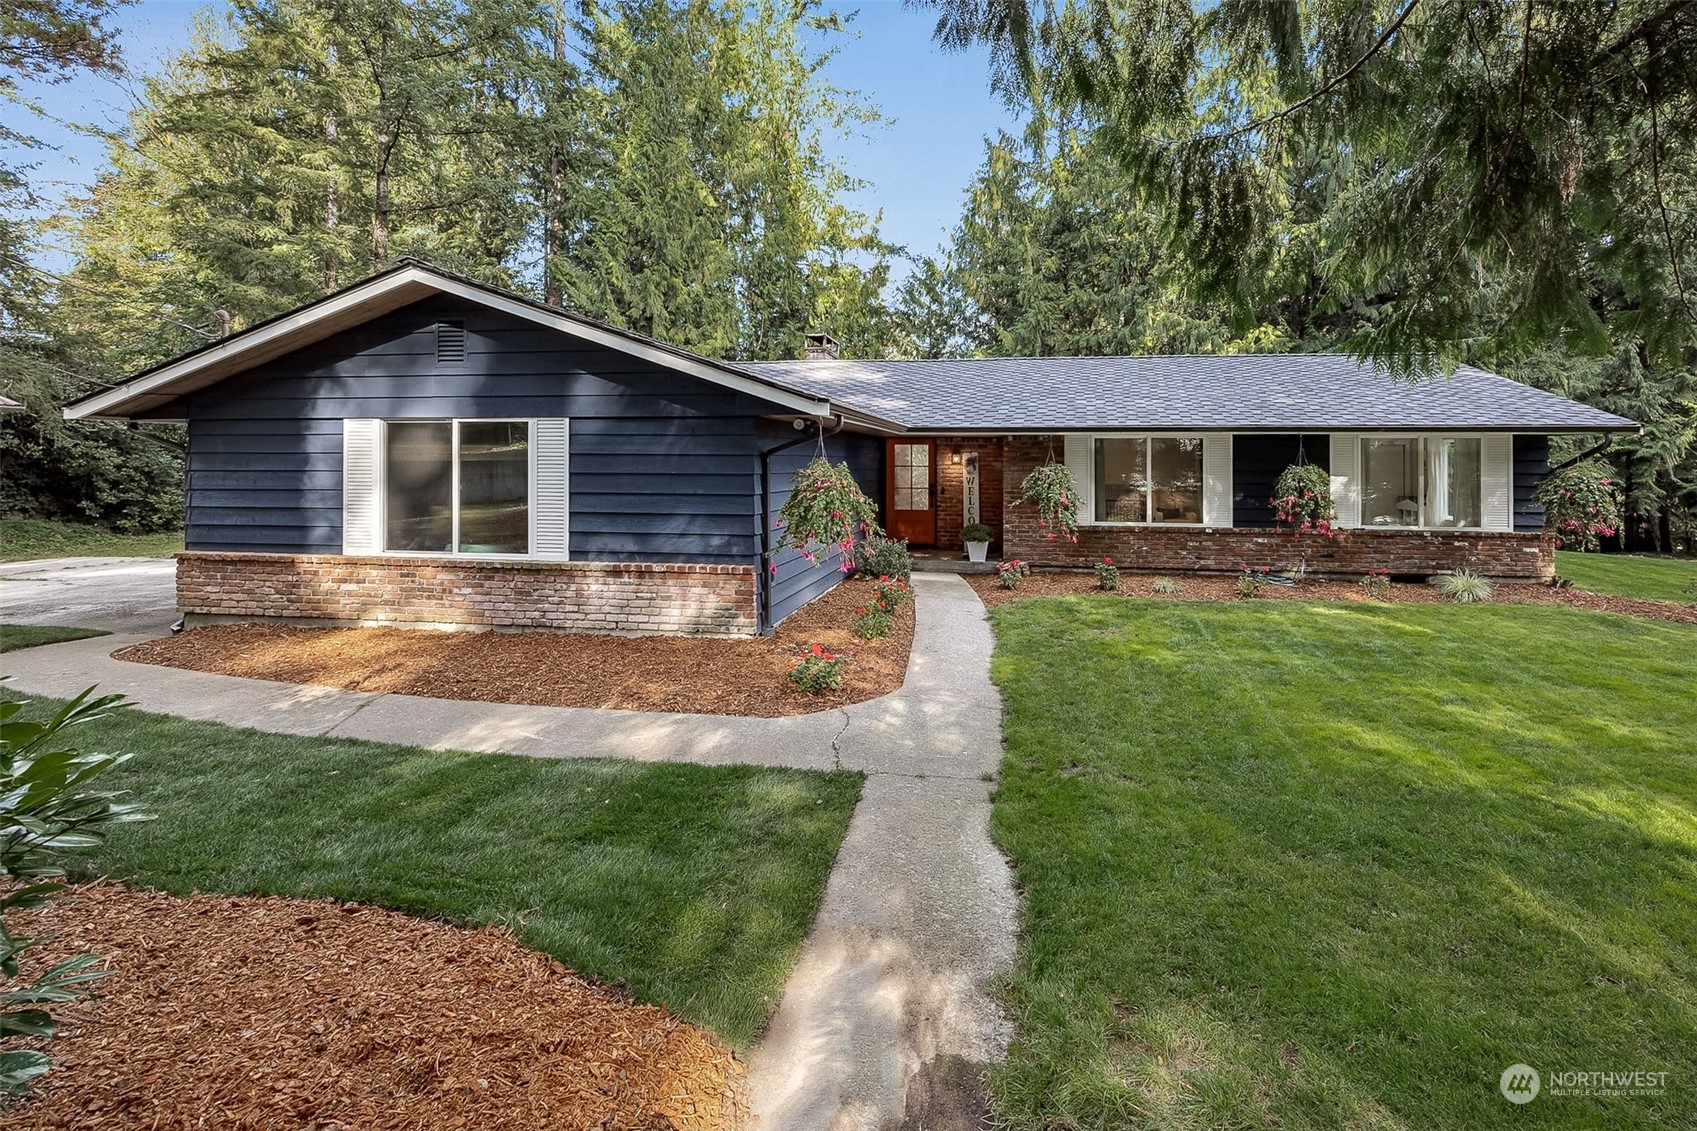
[1020, 462, 1080, 543]
[770, 457, 881, 572]
[1533, 458, 1622, 551]
[1271, 463, 1337, 537]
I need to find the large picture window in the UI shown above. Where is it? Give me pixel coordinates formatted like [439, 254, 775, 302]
[1360, 436, 1482, 529]
[383, 419, 531, 554]
[1094, 436, 1205, 524]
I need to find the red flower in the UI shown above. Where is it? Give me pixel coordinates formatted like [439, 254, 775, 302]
[855, 607, 867, 616]
[1103, 556, 1114, 564]
[810, 643, 824, 656]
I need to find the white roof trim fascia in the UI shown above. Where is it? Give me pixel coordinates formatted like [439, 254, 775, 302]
[64, 265, 835, 421]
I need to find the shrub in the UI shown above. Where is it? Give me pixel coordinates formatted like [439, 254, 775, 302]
[1152, 577, 1181, 595]
[1236, 562, 1271, 598]
[1360, 568, 1392, 601]
[855, 535, 912, 582]
[874, 576, 911, 610]
[851, 604, 893, 639]
[1094, 557, 1120, 591]
[996, 559, 1027, 589]
[1433, 569, 1495, 603]
[962, 523, 993, 544]
[1019, 463, 1080, 543]
[1270, 463, 1338, 536]
[1534, 459, 1623, 551]
[0, 687, 152, 1096]
[788, 644, 849, 692]
[771, 457, 881, 573]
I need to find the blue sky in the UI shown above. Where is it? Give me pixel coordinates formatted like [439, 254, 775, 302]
[19, 0, 1019, 274]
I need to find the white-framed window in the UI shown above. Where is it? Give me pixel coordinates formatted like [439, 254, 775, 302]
[384, 419, 533, 555]
[1092, 434, 1207, 525]
[342, 417, 569, 559]
[1359, 434, 1484, 530]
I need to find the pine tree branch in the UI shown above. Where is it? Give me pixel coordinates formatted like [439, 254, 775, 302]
[1200, 0, 1421, 144]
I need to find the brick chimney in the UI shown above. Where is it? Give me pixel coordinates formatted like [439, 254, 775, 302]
[803, 332, 840, 360]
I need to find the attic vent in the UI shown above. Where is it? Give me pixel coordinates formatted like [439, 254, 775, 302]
[435, 320, 466, 365]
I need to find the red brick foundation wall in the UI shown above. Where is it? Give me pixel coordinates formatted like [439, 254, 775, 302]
[176, 552, 759, 635]
[932, 437, 1006, 553]
[1002, 435, 1555, 580]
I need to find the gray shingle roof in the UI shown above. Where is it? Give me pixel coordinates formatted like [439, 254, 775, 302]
[739, 354, 1637, 433]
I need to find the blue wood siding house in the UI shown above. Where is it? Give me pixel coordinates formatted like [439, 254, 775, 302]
[67, 260, 1637, 636]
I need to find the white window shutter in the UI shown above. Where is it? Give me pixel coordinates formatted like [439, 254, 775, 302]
[532, 418, 570, 559]
[1481, 433, 1512, 531]
[1062, 433, 1094, 521]
[1330, 432, 1361, 528]
[1203, 436, 1233, 527]
[342, 418, 382, 554]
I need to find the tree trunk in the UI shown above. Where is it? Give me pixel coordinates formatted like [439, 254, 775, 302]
[543, 2, 567, 307]
[324, 111, 340, 291]
[373, 131, 392, 266]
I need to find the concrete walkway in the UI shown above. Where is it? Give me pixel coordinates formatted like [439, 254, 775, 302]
[0, 566, 1017, 1128]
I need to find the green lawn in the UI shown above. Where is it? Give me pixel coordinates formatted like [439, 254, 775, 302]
[7, 693, 862, 1048]
[0, 624, 110, 652]
[988, 597, 1697, 1130]
[1556, 550, 1697, 604]
[0, 517, 183, 562]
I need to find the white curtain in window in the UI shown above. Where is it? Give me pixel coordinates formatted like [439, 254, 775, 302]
[1427, 439, 1452, 526]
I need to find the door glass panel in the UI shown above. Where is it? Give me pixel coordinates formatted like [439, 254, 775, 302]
[458, 421, 529, 553]
[1149, 437, 1204, 523]
[385, 421, 452, 551]
[1095, 438, 1148, 522]
[894, 444, 929, 510]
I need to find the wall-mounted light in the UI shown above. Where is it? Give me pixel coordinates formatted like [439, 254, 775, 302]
[950, 453, 961, 464]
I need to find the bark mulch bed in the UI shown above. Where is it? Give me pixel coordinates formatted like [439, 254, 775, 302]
[113, 577, 912, 717]
[8, 884, 743, 1131]
[966, 570, 1697, 626]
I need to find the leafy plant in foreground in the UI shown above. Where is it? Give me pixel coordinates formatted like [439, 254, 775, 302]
[771, 458, 881, 573]
[854, 536, 912, 583]
[1019, 463, 1080, 543]
[1433, 570, 1495, 604]
[1, 687, 151, 1095]
[996, 560, 1027, 589]
[851, 604, 893, 640]
[1271, 463, 1337, 537]
[788, 645, 850, 693]
[1360, 568, 1392, 601]
[1151, 577, 1181, 596]
[1535, 460, 1625, 552]
[1094, 557, 1120, 591]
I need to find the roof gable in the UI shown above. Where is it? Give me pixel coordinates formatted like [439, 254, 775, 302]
[64, 261, 835, 422]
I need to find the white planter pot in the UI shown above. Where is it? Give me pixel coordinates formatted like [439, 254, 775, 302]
[965, 541, 990, 563]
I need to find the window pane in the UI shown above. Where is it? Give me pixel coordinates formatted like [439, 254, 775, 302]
[1149, 437, 1204, 523]
[1427, 437, 1481, 528]
[458, 421, 529, 554]
[385, 421, 452, 551]
[1095, 438, 1147, 522]
[1361, 438, 1421, 527]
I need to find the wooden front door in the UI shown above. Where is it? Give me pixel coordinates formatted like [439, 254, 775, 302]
[886, 439, 937, 546]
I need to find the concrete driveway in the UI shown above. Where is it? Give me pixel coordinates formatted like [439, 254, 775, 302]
[0, 556, 178, 636]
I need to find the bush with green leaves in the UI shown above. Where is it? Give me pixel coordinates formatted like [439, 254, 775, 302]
[1019, 462, 1081, 543]
[1094, 557, 1120, 591]
[787, 645, 850, 692]
[996, 559, 1027, 589]
[1270, 463, 1337, 536]
[1151, 577, 1181, 596]
[854, 535, 912, 582]
[771, 457, 880, 573]
[962, 523, 993, 544]
[1534, 459, 1624, 552]
[1360, 568, 1392, 601]
[1236, 563, 1270, 597]
[874, 576, 911, 610]
[851, 603, 893, 640]
[1, 687, 151, 1095]
[1433, 570, 1495, 603]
